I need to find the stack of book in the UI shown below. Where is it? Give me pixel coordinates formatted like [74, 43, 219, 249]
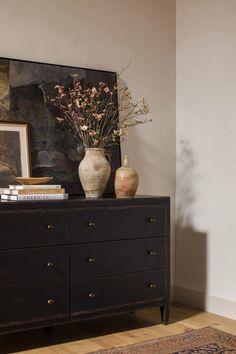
[0, 184, 68, 201]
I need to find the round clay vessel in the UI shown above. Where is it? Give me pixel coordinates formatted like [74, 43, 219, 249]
[115, 155, 139, 198]
[79, 148, 111, 198]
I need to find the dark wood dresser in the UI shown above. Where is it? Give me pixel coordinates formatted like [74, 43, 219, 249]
[0, 196, 170, 334]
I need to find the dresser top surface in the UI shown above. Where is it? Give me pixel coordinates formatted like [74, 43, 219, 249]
[0, 195, 170, 210]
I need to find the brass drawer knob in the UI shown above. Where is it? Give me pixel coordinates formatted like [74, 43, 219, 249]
[47, 262, 54, 268]
[88, 222, 95, 227]
[47, 224, 55, 229]
[148, 283, 157, 288]
[87, 257, 96, 263]
[148, 250, 157, 256]
[88, 293, 96, 298]
[47, 299, 54, 305]
[147, 218, 156, 223]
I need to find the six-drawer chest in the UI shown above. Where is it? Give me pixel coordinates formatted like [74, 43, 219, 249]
[0, 195, 170, 334]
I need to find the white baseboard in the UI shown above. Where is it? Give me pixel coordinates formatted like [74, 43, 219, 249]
[174, 285, 236, 320]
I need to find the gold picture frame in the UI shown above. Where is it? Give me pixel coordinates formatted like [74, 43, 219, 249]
[0, 121, 31, 187]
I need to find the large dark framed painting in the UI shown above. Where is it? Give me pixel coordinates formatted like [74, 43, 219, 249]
[0, 57, 121, 195]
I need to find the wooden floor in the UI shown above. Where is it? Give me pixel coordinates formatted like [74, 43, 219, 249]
[0, 303, 235, 354]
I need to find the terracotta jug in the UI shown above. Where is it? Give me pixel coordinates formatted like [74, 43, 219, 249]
[115, 155, 139, 198]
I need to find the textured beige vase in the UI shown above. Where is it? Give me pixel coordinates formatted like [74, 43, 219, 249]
[78, 148, 111, 198]
[115, 155, 139, 198]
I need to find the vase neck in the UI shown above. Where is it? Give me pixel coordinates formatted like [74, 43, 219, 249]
[123, 155, 129, 167]
[85, 148, 105, 154]
[85, 147, 104, 151]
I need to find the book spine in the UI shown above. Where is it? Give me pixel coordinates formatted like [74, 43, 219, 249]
[8, 185, 61, 190]
[1, 195, 10, 200]
[4, 188, 65, 195]
[12, 194, 68, 201]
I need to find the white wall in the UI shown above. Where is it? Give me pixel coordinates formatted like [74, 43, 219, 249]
[176, 0, 236, 319]
[0, 0, 176, 283]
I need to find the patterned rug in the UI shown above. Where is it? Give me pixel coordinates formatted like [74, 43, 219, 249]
[88, 327, 236, 354]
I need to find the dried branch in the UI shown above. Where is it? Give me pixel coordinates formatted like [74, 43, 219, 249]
[48, 74, 151, 148]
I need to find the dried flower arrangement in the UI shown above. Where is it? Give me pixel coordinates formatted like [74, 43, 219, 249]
[49, 74, 151, 148]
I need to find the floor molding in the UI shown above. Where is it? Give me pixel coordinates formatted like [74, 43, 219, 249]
[174, 285, 236, 320]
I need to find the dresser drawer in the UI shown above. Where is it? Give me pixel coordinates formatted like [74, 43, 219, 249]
[0, 210, 69, 248]
[70, 206, 167, 243]
[0, 283, 69, 327]
[71, 238, 166, 279]
[71, 270, 166, 315]
[0, 246, 69, 288]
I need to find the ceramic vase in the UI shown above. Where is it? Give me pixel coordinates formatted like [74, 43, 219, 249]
[79, 148, 111, 198]
[115, 155, 139, 198]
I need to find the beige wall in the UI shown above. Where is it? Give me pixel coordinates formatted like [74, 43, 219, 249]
[176, 0, 236, 319]
[0, 0, 176, 283]
[3, 0, 235, 323]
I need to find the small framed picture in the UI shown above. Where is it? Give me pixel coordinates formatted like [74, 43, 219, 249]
[0, 121, 31, 187]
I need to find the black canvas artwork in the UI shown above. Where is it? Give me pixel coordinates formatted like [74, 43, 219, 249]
[0, 57, 121, 195]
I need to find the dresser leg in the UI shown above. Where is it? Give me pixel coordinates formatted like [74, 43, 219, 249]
[43, 326, 54, 334]
[160, 306, 169, 325]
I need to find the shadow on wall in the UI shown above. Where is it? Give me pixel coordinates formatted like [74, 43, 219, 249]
[175, 140, 207, 310]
